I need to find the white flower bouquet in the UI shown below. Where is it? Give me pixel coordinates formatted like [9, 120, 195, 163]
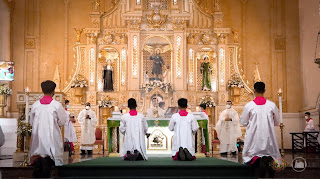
[227, 74, 244, 88]
[70, 79, 88, 88]
[0, 84, 12, 95]
[200, 95, 215, 107]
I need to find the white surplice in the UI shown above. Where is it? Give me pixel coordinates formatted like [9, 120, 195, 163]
[119, 113, 148, 160]
[169, 113, 199, 156]
[0, 125, 5, 147]
[304, 119, 316, 132]
[30, 100, 67, 166]
[215, 108, 242, 153]
[64, 110, 77, 142]
[240, 100, 281, 163]
[78, 109, 97, 150]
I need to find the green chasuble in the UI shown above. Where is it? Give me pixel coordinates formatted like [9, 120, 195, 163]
[201, 62, 211, 90]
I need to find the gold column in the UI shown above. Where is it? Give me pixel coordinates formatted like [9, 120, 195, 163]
[195, 128, 206, 158]
[109, 127, 119, 157]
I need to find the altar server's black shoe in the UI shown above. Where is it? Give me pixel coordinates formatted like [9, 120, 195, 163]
[87, 150, 93, 156]
[80, 150, 86, 155]
[178, 147, 186, 161]
[125, 151, 133, 161]
[133, 150, 144, 161]
[220, 152, 228, 157]
[183, 148, 193, 161]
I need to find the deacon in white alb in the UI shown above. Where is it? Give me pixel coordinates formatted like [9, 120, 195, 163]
[120, 98, 148, 161]
[30, 80, 67, 166]
[169, 98, 199, 161]
[215, 100, 241, 156]
[78, 102, 97, 155]
[240, 82, 280, 178]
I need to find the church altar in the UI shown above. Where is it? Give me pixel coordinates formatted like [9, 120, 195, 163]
[107, 117, 209, 156]
[14, 0, 257, 155]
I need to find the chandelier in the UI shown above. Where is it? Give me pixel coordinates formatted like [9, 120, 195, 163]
[315, 31, 320, 68]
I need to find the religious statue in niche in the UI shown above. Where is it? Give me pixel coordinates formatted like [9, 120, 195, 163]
[144, 71, 150, 84]
[150, 48, 165, 80]
[103, 59, 114, 91]
[200, 57, 212, 91]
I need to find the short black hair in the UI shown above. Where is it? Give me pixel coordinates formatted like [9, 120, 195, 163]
[159, 102, 165, 108]
[200, 103, 206, 110]
[178, 98, 188, 108]
[305, 112, 311, 116]
[254, 82, 266, 93]
[41, 80, 56, 94]
[86, 102, 91, 106]
[128, 98, 137, 109]
[65, 100, 69, 104]
[226, 100, 232, 104]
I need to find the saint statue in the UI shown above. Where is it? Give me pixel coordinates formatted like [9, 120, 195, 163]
[150, 49, 165, 79]
[103, 59, 114, 91]
[200, 57, 212, 91]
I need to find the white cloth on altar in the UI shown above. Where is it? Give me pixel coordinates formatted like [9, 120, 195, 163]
[78, 109, 97, 150]
[64, 111, 77, 142]
[119, 113, 148, 160]
[169, 113, 199, 156]
[199, 112, 209, 145]
[240, 100, 281, 163]
[29, 100, 67, 166]
[215, 108, 241, 153]
[304, 119, 316, 132]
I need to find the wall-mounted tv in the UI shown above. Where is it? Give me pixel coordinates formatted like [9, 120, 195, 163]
[0, 61, 14, 81]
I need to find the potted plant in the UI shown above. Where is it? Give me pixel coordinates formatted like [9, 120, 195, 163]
[0, 84, 12, 117]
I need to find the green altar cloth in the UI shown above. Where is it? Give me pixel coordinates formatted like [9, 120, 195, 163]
[58, 157, 254, 178]
[107, 119, 210, 153]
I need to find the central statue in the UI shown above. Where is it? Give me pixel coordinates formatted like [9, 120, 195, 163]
[149, 49, 165, 79]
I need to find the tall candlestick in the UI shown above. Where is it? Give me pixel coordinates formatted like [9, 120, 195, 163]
[25, 87, 30, 123]
[278, 88, 283, 123]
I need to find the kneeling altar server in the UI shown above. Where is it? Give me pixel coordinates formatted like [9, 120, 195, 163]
[120, 98, 148, 161]
[169, 98, 199, 161]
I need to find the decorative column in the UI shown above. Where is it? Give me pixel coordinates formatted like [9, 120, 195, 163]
[109, 127, 119, 157]
[195, 128, 206, 158]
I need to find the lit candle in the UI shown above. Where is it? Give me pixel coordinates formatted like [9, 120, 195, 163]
[278, 88, 283, 123]
[114, 106, 119, 112]
[196, 106, 200, 111]
[122, 109, 126, 114]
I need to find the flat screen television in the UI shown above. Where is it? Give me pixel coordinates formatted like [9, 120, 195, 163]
[0, 61, 14, 81]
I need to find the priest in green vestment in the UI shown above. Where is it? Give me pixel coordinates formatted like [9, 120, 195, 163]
[200, 57, 212, 91]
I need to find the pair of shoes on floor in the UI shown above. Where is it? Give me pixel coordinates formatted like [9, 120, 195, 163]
[125, 150, 142, 161]
[178, 147, 193, 161]
[220, 152, 228, 157]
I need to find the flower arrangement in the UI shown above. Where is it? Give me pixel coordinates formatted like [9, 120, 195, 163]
[0, 84, 12, 95]
[70, 79, 88, 88]
[17, 120, 32, 137]
[227, 74, 244, 88]
[99, 96, 113, 108]
[200, 95, 215, 107]
[70, 74, 88, 88]
[142, 81, 172, 93]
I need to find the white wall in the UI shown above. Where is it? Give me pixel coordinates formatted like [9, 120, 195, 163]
[299, 0, 320, 111]
[0, 0, 10, 61]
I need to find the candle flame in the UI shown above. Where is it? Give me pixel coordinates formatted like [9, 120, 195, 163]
[278, 88, 282, 94]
